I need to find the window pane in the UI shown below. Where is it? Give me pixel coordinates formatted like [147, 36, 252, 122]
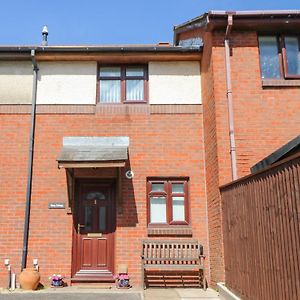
[285, 37, 300, 75]
[126, 80, 144, 101]
[258, 36, 281, 79]
[126, 67, 144, 77]
[99, 206, 106, 231]
[172, 183, 184, 193]
[172, 196, 185, 221]
[151, 183, 164, 192]
[100, 80, 121, 103]
[86, 192, 105, 201]
[100, 67, 121, 77]
[84, 206, 92, 231]
[150, 196, 166, 223]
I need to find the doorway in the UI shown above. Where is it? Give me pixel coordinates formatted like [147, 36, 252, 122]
[72, 179, 116, 281]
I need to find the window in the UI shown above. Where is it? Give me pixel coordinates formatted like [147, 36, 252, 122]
[147, 178, 189, 226]
[259, 35, 300, 79]
[98, 65, 148, 103]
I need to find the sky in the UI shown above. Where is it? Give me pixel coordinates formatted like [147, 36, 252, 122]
[0, 0, 299, 45]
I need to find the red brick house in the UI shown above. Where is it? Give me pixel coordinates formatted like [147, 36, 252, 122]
[0, 10, 300, 289]
[174, 10, 300, 287]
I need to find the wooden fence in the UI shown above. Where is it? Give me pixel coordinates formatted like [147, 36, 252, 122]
[220, 153, 300, 300]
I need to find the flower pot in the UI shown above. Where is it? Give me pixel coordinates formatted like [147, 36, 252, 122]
[52, 279, 63, 287]
[119, 279, 130, 287]
[19, 268, 40, 290]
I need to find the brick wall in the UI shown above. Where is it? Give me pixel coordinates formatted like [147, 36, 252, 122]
[179, 28, 300, 287]
[201, 32, 225, 287]
[0, 109, 208, 287]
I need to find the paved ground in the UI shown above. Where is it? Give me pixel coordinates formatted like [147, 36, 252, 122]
[0, 287, 142, 300]
[0, 287, 219, 300]
[145, 288, 219, 300]
[0, 294, 141, 300]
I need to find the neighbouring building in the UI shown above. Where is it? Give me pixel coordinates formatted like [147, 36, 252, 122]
[174, 10, 300, 286]
[0, 10, 300, 289]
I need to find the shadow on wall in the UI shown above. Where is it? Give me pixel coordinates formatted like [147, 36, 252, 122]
[37, 61, 97, 78]
[117, 157, 138, 227]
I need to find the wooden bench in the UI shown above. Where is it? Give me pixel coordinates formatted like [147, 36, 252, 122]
[141, 239, 206, 289]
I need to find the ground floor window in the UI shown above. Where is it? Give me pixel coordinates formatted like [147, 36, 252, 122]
[147, 178, 189, 226]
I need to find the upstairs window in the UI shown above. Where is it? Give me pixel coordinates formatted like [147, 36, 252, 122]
[258, 35, 300, 79]
[98, 65, 148, 103]
[147, 178, 189, 226]
[284, 37, 300, 76]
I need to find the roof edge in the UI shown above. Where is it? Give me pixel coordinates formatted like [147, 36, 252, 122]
[0, 45, 201, 53]
[174, 9, 300, 33]
[251, 135, 300, 173]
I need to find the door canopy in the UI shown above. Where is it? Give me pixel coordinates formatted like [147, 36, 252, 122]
[57, 136, 129, 169]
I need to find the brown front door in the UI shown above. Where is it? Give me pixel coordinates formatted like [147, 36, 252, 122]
[72, 180, 115, 281]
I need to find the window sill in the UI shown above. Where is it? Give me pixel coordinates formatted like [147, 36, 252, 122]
[262, 79, 300, 87]
[147, 226, 192, 237]
[97, 101, 148, 105]
[123, 100, 147, 104]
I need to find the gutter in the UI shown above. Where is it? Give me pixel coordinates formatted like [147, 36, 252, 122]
[0, 45, 201, 53]
[174, 10, 300, 31]
[224, 14, 238, 181]
[21, 49, 38, 270]
[173, 10, 300, 42]
[0, 45, 202, 61]
[208, 10, 300, 16]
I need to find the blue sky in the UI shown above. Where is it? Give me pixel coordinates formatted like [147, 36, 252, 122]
[0, 0, 299, 45]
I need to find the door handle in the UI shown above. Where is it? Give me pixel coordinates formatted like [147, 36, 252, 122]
[77, 224, 85, 233]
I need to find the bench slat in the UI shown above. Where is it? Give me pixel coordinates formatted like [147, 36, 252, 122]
[144, 264, 204, 270]
[142, 240, 206, 290]
[143, 257, 199, 261]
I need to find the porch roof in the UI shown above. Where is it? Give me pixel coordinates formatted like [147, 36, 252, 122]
[57, 136, 129, 168]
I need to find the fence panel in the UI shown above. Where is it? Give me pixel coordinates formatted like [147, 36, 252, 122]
[221, 155, 300, 300]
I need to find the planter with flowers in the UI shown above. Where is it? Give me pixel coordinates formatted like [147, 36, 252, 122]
[114, 273, 130, 289]
[49, 274, 65, 287]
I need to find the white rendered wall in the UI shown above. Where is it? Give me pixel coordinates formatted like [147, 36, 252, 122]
[149, 61, 201, 104]
[37, 62, 97, 104]
[0, 61, 33, 104]
[0, 61, 201, 105]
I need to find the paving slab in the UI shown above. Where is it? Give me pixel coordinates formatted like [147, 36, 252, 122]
[144, 288, 180, 300]
[0, 287, 219, 300]
[144, 288, 219, 300]
[0, 294, 141, 300]
[0, 287, 143, 300]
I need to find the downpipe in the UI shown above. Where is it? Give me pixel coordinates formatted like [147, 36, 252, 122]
[21, 50, 39, 270]
[224, 15, 238, 181]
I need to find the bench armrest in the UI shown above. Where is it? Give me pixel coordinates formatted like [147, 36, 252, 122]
[199, 255, 206, 265]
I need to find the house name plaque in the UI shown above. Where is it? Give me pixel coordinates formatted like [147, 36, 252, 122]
[48, 202, 65, 209]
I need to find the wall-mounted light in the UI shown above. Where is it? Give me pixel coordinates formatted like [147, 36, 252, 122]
[125, 170, 134, 179]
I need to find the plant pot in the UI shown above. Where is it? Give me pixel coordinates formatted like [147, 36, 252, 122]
[119, 279, 129, 287]
[52, 279, 63, 287]
[19, 268, 40, 290]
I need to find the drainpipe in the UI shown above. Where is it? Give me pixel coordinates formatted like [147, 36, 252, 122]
[21, 49, 39, 270]
[224, 14, 238, 181]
